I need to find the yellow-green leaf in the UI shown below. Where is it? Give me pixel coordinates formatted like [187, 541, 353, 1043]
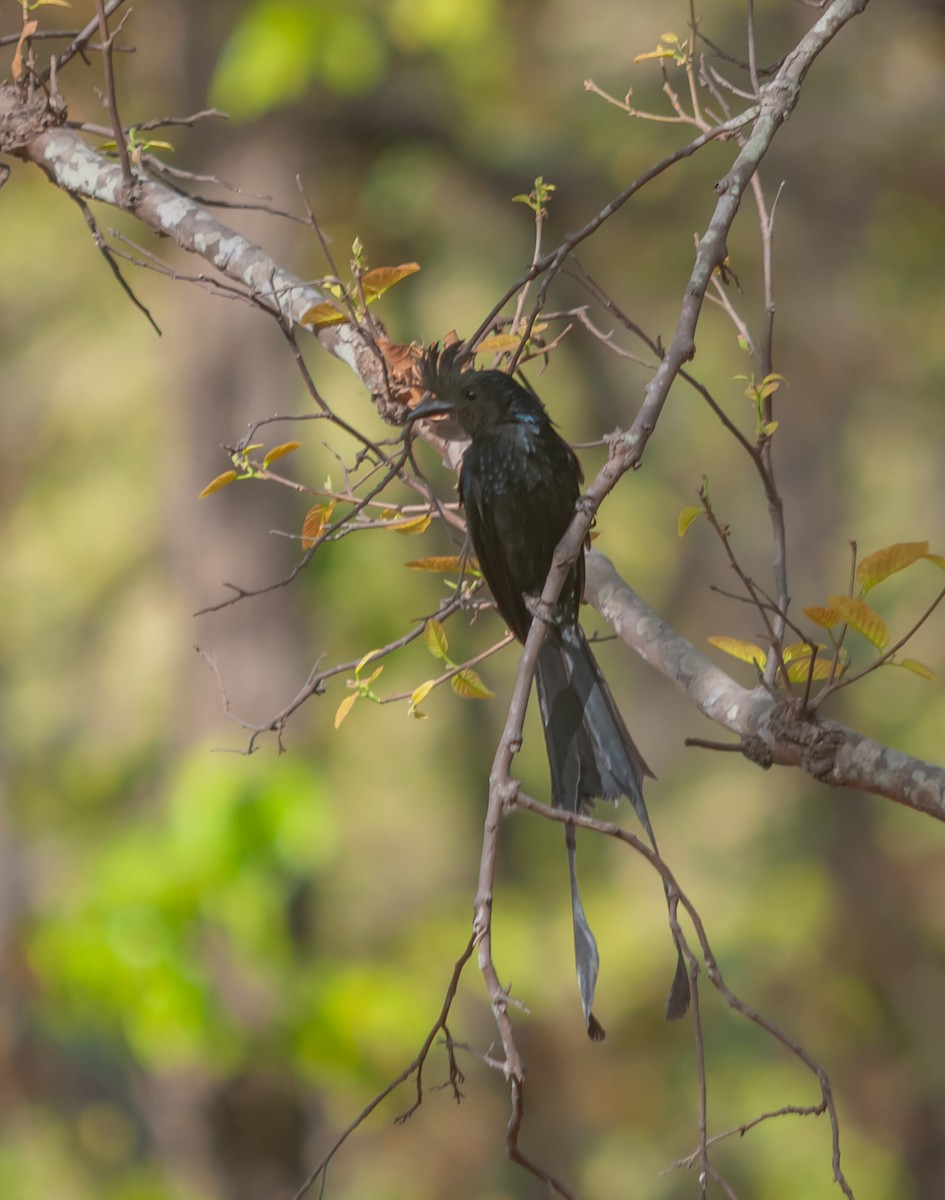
[410, 679, 436, 710]
[677, 506, 703, 538]
[334, 694, 357, 729]
[406, 556, 472, 572]
[475, 333, 523, 353]
[262, 441, 301, 468]
[360, 262, 420, 301]
[301, 502, 334, 550]
[896, 658, 936, 682]
[855, 541, 930, 592]
[803, 604, 842, 630]
[451, 668, 495, 700]
[354, 649, 380, 677]
[198, 470, 238, 498]
[925, 553, 945, 570]
[706, 636, 767, 668]
[758, 373, 786, 400]
[782, 641, 828, 662]
[762, 420, 779, 436]
[828, 594, 889, 649]
[299, 301, 349, 328]
[424, 618, 449, 661]
[390, 513, 432, 535]
[633, 47, 676, 62]
[785, 656, 834, 683]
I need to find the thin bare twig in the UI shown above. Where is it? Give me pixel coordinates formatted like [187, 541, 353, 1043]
[72, 197, 160, 332]
[289, 934, 477, 1200]
[38, 0, 129, 81]
[93, 0, 133, 191]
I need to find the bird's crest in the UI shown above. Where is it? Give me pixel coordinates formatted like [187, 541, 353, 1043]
[419, 340, 473, 397]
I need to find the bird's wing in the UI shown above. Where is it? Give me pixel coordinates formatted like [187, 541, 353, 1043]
[460, 463, 532, 641]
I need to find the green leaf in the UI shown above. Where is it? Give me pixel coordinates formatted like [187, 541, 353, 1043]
[451, 668, 494, 700]
[424, 618, 449, 661]
[827, 594, 890, 650]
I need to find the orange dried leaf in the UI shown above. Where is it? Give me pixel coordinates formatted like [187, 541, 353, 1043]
[707, 636, 767, 669]
[12, 20, 38, 81]
[262, 441, 301, 468]
[361, 262, 420, 301]
[856, 541, 930, 592]
[803, 605, 842, 630]
[301, 502, 334, 550]
[299, 301, 349, 328]
[198, 470, 238, 498]
[406, 556, 470, 572]
[827, 594, 889, 649]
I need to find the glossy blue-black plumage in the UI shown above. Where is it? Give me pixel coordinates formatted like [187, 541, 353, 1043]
[415, 346, 690, 1027]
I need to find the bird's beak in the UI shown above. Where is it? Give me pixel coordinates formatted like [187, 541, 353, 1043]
[406, 393, 455, 424]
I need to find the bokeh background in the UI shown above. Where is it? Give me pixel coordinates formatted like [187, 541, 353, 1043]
[2, 2, 944, 1198]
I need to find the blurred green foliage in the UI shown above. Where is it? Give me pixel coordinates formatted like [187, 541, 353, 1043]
[1, 2, 944, 1199]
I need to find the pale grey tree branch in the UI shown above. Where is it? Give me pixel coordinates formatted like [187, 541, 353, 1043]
[585, 551, 945, 821]
[0, 83, 389, 399]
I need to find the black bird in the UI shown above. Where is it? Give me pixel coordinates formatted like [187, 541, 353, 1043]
[411, 344, 689, 1036]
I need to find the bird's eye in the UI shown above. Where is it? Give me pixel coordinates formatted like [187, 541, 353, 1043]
[461, 386, 477, 402]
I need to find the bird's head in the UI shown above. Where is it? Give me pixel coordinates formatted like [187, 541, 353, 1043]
[409, 342, 548, 438]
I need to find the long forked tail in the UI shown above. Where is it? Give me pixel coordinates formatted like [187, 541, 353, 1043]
[535, 625, 690, 1032]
